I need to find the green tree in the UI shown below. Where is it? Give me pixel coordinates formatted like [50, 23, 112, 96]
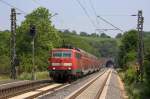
[16, 7, 61, 72]
[121, 30, 138, 52]
[71, 30, 77, 35]
[144, 47, 150, 83]
[80, 32, 88, 36]
[100, 33, 111, 38]
[117, 30, 138, 68]
[90, 33, 99, 37]
[97, 40, 118, 57]
[0, 31, 10, 73]
[115, 33, 122, 38]
[63, 29, 70, 34]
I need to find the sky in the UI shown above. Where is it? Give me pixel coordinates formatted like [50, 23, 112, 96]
[0, 0, 150, 37]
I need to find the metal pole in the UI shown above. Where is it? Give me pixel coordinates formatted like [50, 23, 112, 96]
[137, 10, 144, 82]
[32, 36, 36, 80]
[10, 8, 17, 79]
[30, 24, 36, 80]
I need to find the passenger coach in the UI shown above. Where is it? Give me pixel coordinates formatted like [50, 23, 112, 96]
[48, 47, 103, 81]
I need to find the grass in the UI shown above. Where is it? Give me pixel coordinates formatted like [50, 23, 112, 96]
[0, 71, 49, 81]
[36, 71, 49, 80]
[0, 74, 10, 80]
[18, 71, 49, 80]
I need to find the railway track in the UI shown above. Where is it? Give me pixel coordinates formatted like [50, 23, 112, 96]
[0, 80, 52, 99]
[65, 69, 111, 99]
[10, 83, 70, 99]
[0, 69, 108, 99]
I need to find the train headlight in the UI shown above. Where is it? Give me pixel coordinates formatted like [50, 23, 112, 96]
[53, 67, 56, 70]
[68, 67, 71, 70]
[63, 63, 72, 66]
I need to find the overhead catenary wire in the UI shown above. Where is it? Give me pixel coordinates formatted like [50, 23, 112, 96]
[88, 0, 97, 16]
[32, 0, 55, 14]
[88, 0, 100, 25]
[32, 0, 42, 6]
[97, 16, 124, 32]
[74, 0, 97, 29]
[0, 0, 54, 15]
[0, 0, 56, 18]
[88, 0, 124, 32]
[97, 14, 135, 16]
[0, 0, 27, 14]
[0, 0, 124, 33]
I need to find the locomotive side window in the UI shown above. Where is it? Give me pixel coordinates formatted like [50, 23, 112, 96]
[76, 53, 81, 59]
[53, 51, 72, 58]
[63, 52, 71, 57]
[53, 52, 62, 57]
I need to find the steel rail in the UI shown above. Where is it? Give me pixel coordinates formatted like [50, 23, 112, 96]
[95, 70, 111, 99]
[65, 69, 110, 99]
[26, 84, 68, 99]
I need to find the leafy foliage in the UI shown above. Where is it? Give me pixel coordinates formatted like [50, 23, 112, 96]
[100, 33, 111, 38]
[61, 31, 118, 58]
[118, 31, 150, 99]
[0, 31, 10, 73]
[80, 31, 88, 36]
[124, 65, 136, 84]
[115, 33, 122, 38]
[16, 7, 61, 72]
[117, 30, 138, 68]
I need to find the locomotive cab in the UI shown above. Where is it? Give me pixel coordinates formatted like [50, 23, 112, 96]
[48, 49, 75, 81]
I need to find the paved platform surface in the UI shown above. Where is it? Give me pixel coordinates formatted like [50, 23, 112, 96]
[0, 80, 18, 85]
[0, 80, 30, 89]
[10, 83, 62, 99]
[104, 69, 123, 99]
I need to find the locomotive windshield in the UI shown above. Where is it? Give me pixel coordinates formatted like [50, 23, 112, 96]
[53, 51, 72, 58]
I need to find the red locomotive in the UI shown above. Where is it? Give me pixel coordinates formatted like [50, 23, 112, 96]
[48, 47, 104, 82]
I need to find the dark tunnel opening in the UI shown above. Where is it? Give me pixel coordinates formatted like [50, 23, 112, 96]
[106, 60, 114, 68]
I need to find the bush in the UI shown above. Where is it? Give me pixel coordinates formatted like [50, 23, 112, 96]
[36, 71, 49, 80]
[0, 55, 10, 74]
[144, 60, 150, 83]
[124, 65, 136, 84]
[18, 71, 49, 80]
[0, 74, 10, 80]
[18, 72, 32, 80]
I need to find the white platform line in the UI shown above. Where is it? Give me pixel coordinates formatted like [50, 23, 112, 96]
[99, 69, 112, 99]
